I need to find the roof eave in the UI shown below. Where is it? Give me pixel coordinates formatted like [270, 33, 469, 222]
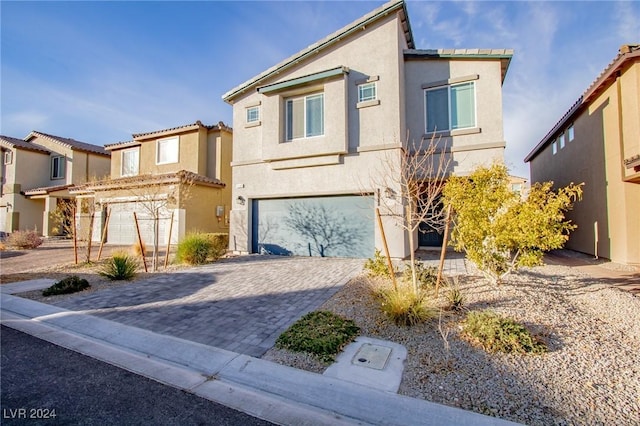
[222, 0, 411, 103]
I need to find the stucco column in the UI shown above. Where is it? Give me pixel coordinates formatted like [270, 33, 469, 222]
[42, 196, 57, 237]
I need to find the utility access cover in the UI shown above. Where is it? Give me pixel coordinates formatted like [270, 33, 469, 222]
[352, 343, 392, 370]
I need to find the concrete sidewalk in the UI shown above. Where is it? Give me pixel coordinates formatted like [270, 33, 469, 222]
[1, 291, 517, 426]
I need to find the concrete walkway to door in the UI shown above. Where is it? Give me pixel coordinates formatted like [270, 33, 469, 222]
[52, 256, 363, 357]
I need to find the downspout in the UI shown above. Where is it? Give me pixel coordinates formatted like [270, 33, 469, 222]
[616, 71, 626, 181]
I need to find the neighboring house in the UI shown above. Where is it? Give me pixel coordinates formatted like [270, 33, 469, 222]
[525, 44, 640, 265]
[73, 121, 232, 245]
[0, 131, 110, 237]
[509, 175, 528, 199]
[222, 0, 512, 259]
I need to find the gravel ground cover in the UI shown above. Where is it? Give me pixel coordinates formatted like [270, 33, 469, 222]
[263, 264, 640, 425]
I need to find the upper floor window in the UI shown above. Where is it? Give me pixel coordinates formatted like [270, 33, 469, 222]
[358, 82, 377, 103]
[425, 81, 476, 133]
[568, 125, 575, 142]
[285, 93, 324, 141]
[121, 147, 139, 177]
[3, 151, 13, 165]
[552, 140, 558, 155]
[559, 133, 566, 149]
[246, 106, 260, 123]
[51, 155, 65, 179]
[156, 136, 179, 165]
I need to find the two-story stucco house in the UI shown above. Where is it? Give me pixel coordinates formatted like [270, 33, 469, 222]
[73, 121, 232, 245]
[0, 131, 110, 237]
[222, 0, 512, 259]
[525, 44, 640, 265]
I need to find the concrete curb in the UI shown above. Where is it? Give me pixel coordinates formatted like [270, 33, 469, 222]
[1, 294, 519, 426]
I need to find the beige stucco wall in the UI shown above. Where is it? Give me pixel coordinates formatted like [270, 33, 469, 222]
[228, 10, 508, 259]
[229, 13, 410, 258]
[1, 149, 50, 233]
[529, 60, 640, 265]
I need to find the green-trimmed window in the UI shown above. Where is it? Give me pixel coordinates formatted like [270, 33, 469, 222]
[285, 93, 324, 141]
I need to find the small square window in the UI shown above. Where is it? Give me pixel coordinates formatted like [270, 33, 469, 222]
[552, 140, 558, 155]
[246, 106, 260, 123]
[3, 151, 13, 165]
[156, 137, 179, 165]
[51, 155, 65, 179]
[568, 125, 575, 142]
[559, 133, 565, 149]
[358, 82, 377, 103]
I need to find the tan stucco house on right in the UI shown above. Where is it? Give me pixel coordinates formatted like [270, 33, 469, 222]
[223, 0, 512, 259]
[525, 44, 640, 265]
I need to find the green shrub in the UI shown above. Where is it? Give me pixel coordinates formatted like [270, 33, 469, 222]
[42, 276, 90, 296]
[364, 249, 393, 278]
[462, 310, 547, 354]
[376, 286, 437, 326]
[402, 260, 437, 289]
[99, 252, 138, 280]
[6, 230, 43, 249]
[176, 233, 213, 265]
[275, 311, 360, 363]
[203, 233, 229, 260]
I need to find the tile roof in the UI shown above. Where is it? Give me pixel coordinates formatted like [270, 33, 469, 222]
[72, 170, 226, 193]
[104, 140, 140, 150]
[223, 0, 413, 102]
[26, 131, 109, 157]
[132, 120, 232, 140]
[0, 135, 51, 154]
[524, 44, 640, 163]
[23, 184, 74, 196]
[404, 49, 514, 82]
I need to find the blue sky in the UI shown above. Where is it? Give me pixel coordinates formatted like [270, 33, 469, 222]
[1, 1, 639, 178]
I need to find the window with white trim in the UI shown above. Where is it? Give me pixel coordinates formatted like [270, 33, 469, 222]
[51, 155, 65, 179]
[568, 125, 575, 142]
[156, 136, 179, 165]
[425, 81, 476, 133]
[358, 82, 377, 103]
[3, 151, 13, 165]
[559, 133, 565, 149]
[121, 147, 139, 177]
[285, 93, 324, 141]
[246, 106, 260, 123]
[552, 140, 558, 155]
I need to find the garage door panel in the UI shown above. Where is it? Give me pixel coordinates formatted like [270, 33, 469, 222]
[108, 203, 170, 246]
[252, 195, 373, 258]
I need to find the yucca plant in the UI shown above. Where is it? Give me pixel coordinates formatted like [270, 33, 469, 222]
[99, 252, 138, 280]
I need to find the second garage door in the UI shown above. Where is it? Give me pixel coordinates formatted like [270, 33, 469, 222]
[251, 195, 374, 258]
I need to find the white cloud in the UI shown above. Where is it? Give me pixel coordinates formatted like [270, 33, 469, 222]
[614, 1, 640, 41]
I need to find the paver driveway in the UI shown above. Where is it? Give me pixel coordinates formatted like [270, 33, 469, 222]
[54, 256, 363, 357]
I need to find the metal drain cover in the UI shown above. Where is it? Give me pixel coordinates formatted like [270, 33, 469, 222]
[351, 343, 392, 370]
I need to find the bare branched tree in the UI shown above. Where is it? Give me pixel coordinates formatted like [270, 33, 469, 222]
[371, 134, 451, 294]
[123, 172, 195, 271]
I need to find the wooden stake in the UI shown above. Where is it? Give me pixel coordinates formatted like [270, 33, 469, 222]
[86, 211, 95, 263]
[435, 204, 453, 297]
[97, 208, 111, 261]
[133, 212, 148, 273]
[375, 207, 397, 290]
[164, 211, 174, 269]
[72, 206, 78, 265]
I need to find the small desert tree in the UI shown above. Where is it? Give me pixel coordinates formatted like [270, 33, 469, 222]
[371, 136, 450, 294]
[443, 164, 582, 284]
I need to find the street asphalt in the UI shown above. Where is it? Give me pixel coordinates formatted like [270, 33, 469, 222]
[1, 326, 273, 426]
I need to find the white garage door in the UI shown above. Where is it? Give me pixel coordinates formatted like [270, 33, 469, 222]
[0, 206, 7, 236]
[107, 202, 171, 246]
